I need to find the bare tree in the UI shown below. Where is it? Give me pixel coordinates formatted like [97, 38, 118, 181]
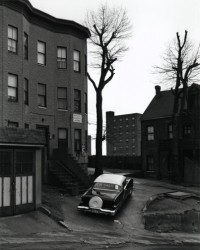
[155, 31, 200, 182]
[85, 5, 132, 177]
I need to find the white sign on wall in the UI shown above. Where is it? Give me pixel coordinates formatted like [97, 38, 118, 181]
[73, 114, 82, 123]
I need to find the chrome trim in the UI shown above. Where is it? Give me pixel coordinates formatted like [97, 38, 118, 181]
[77, 205, 117, 216]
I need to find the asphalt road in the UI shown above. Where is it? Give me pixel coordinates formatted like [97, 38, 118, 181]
[1, 178, 200, 249]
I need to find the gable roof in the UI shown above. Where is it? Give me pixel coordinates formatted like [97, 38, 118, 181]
[141, 90, 174, 121]
[141, 83, 200, 121]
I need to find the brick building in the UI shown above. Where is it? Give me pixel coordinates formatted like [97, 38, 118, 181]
[0, 0, 90, 216]
[106, 111, 141, 156]
[141, 84, 200, 184]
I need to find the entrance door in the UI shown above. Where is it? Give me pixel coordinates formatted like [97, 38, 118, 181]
[36, 125, 49, 183]
[0, 149, 35, 217]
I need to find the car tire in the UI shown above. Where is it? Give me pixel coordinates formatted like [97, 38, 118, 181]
[89, 196, 103, 209]
[129, 189, 133, 197]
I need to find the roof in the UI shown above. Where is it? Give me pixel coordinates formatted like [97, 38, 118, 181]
[0, 0, 91, 38]
[141, 90, 174, 121]
[0, 128, 46, 146]
[94, 174, 126, 186]
[141, 83, 200, 121]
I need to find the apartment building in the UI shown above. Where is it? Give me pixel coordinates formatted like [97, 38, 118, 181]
[0, 0, 90, 216]
[106, 111, 142, 156]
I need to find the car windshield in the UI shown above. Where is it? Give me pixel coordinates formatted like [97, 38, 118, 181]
[93, 182, 122, 192]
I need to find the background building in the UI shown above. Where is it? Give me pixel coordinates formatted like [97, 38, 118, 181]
[106, 111, 141, 156]
[141, 84, 200, 184]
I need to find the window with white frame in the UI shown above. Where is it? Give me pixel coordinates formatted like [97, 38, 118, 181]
[73, 50, 80, 72]
[8, 25, 18, 53]
[57, 47, 67, 69]
[147, 126, 154, 141]
[37, 41, 46, 65]
[8, 74, 18, 101]
[57, 87, 67, 110]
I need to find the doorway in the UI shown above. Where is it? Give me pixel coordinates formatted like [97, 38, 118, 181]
[0, 149, 35, 217]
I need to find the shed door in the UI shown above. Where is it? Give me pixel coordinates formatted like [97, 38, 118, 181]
[0, 150, 13, 216]
[0, 149, 35, 217]
[15, 150, 35, 215]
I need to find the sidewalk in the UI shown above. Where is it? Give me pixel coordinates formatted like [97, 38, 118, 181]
[0, 211, 65, 237]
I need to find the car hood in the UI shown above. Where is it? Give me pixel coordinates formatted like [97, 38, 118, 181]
[85, 189, 119, 200]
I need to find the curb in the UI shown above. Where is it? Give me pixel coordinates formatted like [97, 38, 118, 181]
[38, 206, 72, 231]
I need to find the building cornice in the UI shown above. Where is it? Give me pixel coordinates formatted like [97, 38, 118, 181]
[0, 0, 91, 38]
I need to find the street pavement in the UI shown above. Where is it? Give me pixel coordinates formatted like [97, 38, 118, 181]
[0, 176, 200, 250]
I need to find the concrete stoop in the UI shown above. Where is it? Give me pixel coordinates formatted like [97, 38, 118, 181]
[143, 192, 200, 233]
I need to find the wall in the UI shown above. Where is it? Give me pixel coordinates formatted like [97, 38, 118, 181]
[0, 4, 88, 157]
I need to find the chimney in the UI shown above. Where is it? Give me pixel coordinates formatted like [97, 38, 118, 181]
[155, 85, 161, 96]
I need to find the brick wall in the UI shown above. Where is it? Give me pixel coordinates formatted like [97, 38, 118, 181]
[0, 3, 89, 157]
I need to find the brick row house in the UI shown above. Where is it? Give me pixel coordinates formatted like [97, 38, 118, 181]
[0, 0, 90, 216]
[141, 84, 200, 184]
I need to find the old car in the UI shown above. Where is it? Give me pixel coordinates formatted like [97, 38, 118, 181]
[77, 173, 133, 216]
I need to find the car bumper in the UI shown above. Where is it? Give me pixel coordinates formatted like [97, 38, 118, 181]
[77, 205, 118, 216]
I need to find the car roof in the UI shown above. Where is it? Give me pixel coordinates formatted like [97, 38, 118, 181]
[94, 174, 126, 186]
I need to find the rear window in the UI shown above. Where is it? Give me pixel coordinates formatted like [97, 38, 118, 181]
[93, 182, 121, 191]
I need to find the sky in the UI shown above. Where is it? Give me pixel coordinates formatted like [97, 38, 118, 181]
[29, 0, 200, 154]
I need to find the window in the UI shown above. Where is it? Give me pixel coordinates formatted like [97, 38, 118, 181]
[184, 125, 192, 136]
[8, 25, 18, 53]
[37, 41, 46, 65]
[84, 93, 87, 114]
[8, 121, 18, 128]
[57, 47, 67, 69]
[147, 156, 155, 171]
[16, 151, 34, 175]
[84, 55, 87, 75]
[24, 123, 29, 129]
[8, 74, 18, 101]
[74, 129, 81, 153]
[0, 150, 12, 175]
[168, 124, 173, 139]
[24, 33, 28, 59]
[58, 128, 68, 149]
[38, 83, 46, 107]
[85, 130, 88, 152]
[57, 87, 67, 110]
[24, 78, 29, 105]
[73, 50, 80, 72]
[74, 89, 81, 112]
[147, 126, 154, 141]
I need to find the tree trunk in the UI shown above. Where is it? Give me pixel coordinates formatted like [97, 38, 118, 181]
[94, 90, 103, 177]
[171, 90, 185, 183]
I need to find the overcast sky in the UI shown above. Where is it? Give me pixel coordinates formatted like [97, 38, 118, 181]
[29, 0, 200, 153]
